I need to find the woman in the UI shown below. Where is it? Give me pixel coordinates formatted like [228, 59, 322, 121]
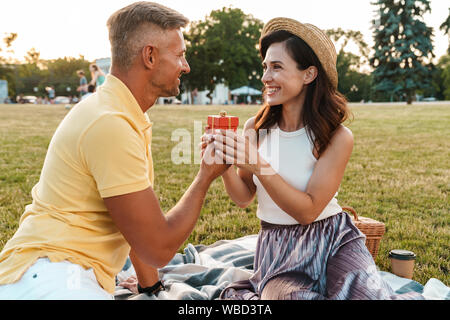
[89, 63, 106, 88]
[202, 17, 423, 300]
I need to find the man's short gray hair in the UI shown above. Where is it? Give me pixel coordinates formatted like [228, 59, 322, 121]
[107, 1, 189, 70]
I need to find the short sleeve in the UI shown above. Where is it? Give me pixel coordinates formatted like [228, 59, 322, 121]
[80, 114, 151, 198]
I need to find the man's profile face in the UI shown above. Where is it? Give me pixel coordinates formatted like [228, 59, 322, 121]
[152, 28, 190, 97]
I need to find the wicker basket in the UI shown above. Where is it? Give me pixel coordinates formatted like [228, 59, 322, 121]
[342, 206, 386, 260]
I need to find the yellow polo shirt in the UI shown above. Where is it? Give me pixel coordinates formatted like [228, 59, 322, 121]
[0, 75, 154, 294]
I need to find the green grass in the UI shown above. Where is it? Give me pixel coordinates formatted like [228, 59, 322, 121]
[0, 103, 449, 286]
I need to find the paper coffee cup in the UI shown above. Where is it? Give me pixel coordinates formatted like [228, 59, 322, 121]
[389, 249, 416, 279]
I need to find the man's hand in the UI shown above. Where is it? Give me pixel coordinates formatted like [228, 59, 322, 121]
[198, 136, 231, 182]
[118, 275, 139, 294]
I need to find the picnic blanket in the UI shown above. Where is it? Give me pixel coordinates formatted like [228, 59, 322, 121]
[114, 235, 449, 300]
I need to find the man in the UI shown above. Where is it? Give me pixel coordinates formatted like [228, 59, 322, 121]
[47, 86, 55, 103]
[76, 70, 88, 97]
[0, 1, 228, 299]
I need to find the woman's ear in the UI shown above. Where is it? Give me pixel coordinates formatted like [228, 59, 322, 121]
[304, 66, 318, 85]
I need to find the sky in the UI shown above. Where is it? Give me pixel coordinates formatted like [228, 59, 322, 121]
[1, 0, 449, 63]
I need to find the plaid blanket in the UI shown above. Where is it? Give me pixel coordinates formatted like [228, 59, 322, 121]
[114, 235, 449, 300]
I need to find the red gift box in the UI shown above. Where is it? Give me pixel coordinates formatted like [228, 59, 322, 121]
[206, 111, 239, 132]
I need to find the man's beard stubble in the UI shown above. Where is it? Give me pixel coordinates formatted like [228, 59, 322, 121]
[151, 78, 180, 98]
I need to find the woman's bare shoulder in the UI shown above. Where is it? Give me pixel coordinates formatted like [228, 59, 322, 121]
[243, 116, 256, 131]
[331, 125, 354, 150]
[335, 125, 353, 140]
[242, 116, 257, 144]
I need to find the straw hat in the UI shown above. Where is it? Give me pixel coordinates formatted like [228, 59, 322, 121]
[261, 17, 338, 89]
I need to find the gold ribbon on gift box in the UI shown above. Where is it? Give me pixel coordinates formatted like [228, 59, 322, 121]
[211, 111, 231, 130]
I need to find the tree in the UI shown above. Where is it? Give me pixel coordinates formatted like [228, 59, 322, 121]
[24, 48, 40, 65]
[182, 20, 219, 102]
[1, 33, 91, 98]
[0, 32, 18, 63]
[326, 28, 372, 102]
[326, 28, 370, 66]
[436, 54, 450, 100]
[0, 33, 18, 97]
[440, 9, 450, 54]
[14, 48, 45, 96]
[44, 56, 91, 96]
[183, 7, 263, 103]
[12, 54, 91, 97]
[370, 0, 434, 103]
[337, 51, 373, 102]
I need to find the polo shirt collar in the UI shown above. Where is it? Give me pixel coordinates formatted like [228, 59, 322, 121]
[99, 74, 152, 131]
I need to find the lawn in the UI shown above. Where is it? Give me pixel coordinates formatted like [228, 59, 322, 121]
[0, 102, 448, 286]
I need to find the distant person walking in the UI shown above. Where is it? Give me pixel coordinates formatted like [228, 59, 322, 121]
[77, 70, 88, 97]
[89, 63, 106, 88]
[81, 84, 96, 100]
[46, 86, 55, 104]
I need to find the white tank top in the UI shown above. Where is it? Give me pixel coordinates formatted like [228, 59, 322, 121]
[252, 124, 342, 225]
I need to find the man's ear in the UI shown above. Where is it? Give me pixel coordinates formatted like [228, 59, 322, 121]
[304, 66, 318, 85]
[142, 45, 157, 70]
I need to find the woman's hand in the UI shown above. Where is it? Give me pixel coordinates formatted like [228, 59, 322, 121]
[199, 131, 215, 158]
[212, 129, 266, 175]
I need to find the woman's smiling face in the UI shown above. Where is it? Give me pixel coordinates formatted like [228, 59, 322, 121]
[261, 41, 308, 107]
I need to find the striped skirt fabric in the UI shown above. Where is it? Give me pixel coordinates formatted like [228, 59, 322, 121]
[219, 212, 424, 300]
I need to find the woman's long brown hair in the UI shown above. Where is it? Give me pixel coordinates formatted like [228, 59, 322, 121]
[255, 30, 351, 158]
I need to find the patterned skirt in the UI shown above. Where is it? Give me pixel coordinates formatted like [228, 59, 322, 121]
[219, 212, 424, 300]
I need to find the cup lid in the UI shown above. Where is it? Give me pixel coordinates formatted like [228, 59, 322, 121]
[389, 249, 416, 260]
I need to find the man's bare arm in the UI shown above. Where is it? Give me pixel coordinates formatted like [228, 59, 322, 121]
[129, 248, 159, 287]
[103, 144, 229, 267]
